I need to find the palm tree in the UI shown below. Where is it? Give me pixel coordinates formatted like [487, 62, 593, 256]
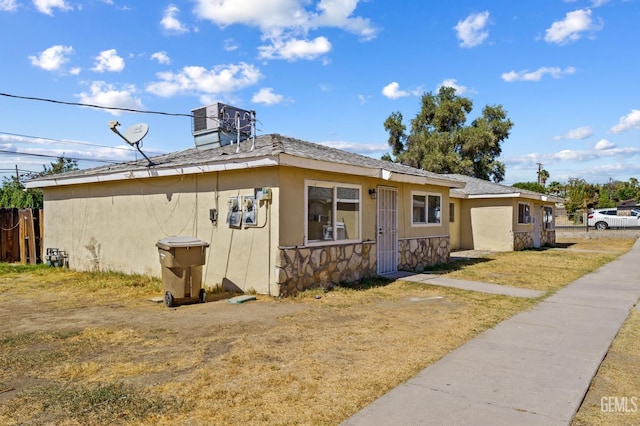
[538, 169, 550, 187]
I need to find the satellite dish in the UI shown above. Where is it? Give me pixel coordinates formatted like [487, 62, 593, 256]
[122, 123, 149, 145]
[108, 121, 155, 167]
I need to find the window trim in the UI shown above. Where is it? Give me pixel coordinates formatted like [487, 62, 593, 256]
[543, 206, 554, 230]
[411, 191, 442, 227]
[517, 202, 532, 224]
[304, 180, 362, 246]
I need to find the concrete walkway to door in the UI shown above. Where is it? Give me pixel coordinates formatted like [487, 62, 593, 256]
[343, 239, 640, 426]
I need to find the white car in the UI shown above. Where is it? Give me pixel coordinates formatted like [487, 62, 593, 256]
[587, 208, 640, 230]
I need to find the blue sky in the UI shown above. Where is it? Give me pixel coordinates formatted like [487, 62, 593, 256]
[1, 0, 639, 185]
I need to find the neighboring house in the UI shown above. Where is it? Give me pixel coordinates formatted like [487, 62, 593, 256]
[447, 174, 564, 252]
[26, 134, 464, 296]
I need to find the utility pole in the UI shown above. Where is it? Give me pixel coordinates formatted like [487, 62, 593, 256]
[15, 164, 19, 182]
[536, 162, 543, 185]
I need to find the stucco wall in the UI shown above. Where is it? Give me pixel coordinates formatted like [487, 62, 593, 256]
[42, 166, 454, 297]
[449, 198, 461, 250]
[469, 204, 514, 251]
[453, 198, 558, 252]
[42, 169, 280, 295]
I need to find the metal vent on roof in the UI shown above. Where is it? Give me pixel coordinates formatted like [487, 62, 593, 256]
[192, 107, 208, 133]
[191, 103, 254, 150]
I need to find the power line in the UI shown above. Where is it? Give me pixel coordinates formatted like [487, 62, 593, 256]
[0, 148, 126, 164]
[0, 92, 193, 118]
[0, 130, 166, 154]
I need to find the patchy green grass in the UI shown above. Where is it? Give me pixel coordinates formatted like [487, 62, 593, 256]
[3, 382, 182, 425]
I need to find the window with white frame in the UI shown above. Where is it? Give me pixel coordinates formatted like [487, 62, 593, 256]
[518, 202, 532, 224]
[543, 206, 554, 229]
[306, 181, 361, 244]
[412, 192, 441, 225]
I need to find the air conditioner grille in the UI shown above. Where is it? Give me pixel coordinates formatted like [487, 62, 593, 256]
[193, 107, 208, 133]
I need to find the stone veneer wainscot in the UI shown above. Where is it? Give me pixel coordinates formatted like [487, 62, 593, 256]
[276, 242, 376, 297]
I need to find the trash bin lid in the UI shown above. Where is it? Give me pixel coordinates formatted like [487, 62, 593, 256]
[156, 236, 210, 250]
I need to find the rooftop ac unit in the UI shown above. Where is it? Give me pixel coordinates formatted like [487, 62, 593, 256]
[192, 103, 252, 150]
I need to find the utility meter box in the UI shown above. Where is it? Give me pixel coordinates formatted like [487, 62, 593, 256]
[156, 237, 210, 307]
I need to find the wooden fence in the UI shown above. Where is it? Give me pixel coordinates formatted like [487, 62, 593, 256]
[0, 208, 43, 264]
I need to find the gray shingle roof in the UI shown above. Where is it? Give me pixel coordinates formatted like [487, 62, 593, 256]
[27, 133, 462, 187]
[448, 174, 563, 202]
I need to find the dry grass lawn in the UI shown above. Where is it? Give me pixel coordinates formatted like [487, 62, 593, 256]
[572, 309, 640, 425]
[0, 236, 636, 425]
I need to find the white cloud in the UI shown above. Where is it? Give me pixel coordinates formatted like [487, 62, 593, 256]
[501, 66, 576, 82]
[357, 94, 371, 105]
[311, 0, 377, 41]
[32, 0, 71, 15]
[591, 0, 611, 7]
[151, 51, 171, 65]
[610, 109, 640, 134]
[224, 38, 239, 51]
[252, 87, 284, 105]
[382, 82, 409, 100]
[554, 126, 592, 140]
[453, 11, 490, 48]
[319, 140, 388, 156]
[193, 0, 377, 61]
[504, 145, 640, 167]
[258, 36, 331, 61]
[146, 62, 262, 98]
[92, 49, 125, 73]
[28, 45, 73, 71]
[0, 0, 18, 12]
[194, 0, 376, 39]
[544, 9, 602, 45]
[595, 139, 615, 150]
[438, 79, 468, 95]
[76, 81, 144, 116]
[161, 4, 189, 34]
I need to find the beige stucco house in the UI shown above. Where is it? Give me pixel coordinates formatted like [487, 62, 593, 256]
[27, 134, 465, 296]
[447, 174, 564, 252]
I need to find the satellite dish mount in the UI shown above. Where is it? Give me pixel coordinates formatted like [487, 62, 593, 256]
[108, 121, 155, 167]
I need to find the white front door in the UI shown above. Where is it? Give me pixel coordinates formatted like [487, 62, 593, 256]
[377, 187, 398, 274]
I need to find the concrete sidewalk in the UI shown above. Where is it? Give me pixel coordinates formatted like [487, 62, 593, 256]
[343, 240, 640, 426]
[385, 271, 545, 299]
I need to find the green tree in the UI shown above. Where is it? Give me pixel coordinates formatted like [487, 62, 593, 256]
[616, 179, 639, 202]
[512, 182, 546, 193]
[547, 181, 563, 196]
[565, 178, 598, 213]
[384, 86, 513, 182]
[0, 176, 43, 208]
[0, 156, 78, 209]
[596, 186, 616, 208]
[538, 169, 550, 186]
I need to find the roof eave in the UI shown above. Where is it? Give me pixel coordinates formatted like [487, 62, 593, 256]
[451, 191, 564, 203]
[279, 154, 464, 187]
[25, 156, 280, 188]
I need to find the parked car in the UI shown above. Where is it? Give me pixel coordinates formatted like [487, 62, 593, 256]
[587, 208, 640, 230]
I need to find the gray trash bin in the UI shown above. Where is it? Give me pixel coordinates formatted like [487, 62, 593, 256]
[156, 237, 210, 307]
